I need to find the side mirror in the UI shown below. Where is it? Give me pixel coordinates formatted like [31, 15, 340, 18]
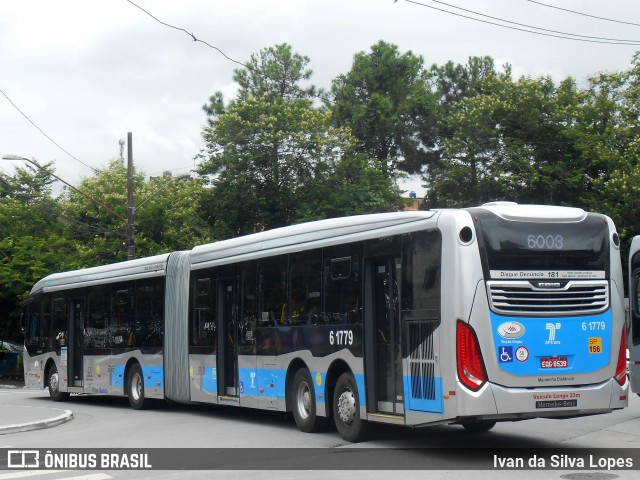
[19, 313, 25, 333]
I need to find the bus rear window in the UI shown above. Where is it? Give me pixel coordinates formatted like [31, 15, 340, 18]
[474, 212, 609, 278]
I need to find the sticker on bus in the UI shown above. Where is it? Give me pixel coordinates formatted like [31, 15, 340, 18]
[536, 399, 578, 409]
[490, 270, 606, 280]
[588, 337, 603, 354]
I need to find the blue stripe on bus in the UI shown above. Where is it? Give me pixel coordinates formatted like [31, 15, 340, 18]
[235, 369, 367, 407]
[110, 365, 163, 389]
[112, 365, 125, 387]
[202, 366, 217, 393]
[403, 376, 443, 413]
[490, 310, 613, 375]
[142, 365, 164, 389]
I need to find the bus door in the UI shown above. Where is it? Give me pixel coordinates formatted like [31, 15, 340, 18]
[67, 298, 84, 387]
[629, 237, 640, 393]
[366, 257, 404, 416]
[217, 276, 239, 396]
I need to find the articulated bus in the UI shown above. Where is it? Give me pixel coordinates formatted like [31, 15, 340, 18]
[22, 204, 628, 442]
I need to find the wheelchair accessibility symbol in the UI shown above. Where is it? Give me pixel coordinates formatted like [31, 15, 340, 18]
[499, 346, 513, 363]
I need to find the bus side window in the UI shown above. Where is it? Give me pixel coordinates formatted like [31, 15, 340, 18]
[635, 273, 640, 314]
[25, 295, 43, 347]
[324, 253, 362, 325]
[52, 298, 67, 348]
[191, 276, 216, 347]
[259, 256, 288, 327]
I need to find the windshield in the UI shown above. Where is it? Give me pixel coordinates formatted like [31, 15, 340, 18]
[473, 211, 609, 280]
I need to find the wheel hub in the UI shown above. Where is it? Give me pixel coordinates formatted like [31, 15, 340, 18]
[337, 388, 356, 425]
[297, 382, 311, 419]
[50, 372, 59, 392]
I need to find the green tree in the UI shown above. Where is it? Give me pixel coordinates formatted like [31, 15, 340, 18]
[202, 43, 317, 127]
[199, 95, 363, 236]
[199, 44, 402, 238]
[329, 40, 436, 176]
[62, 160, 212, 266]
[424, 57, 503, 206]
[0, 163, 75, 339]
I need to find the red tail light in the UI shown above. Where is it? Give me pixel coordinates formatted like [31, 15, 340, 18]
[456, 320, 487, 391]
[615, 328, 627, 386]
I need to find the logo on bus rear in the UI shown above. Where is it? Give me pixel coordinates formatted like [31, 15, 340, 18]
[497, 321, 525, 339]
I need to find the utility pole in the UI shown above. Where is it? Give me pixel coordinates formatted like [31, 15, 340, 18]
[127, 132, 135, 260]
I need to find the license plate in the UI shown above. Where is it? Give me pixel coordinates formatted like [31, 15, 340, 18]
[536, 400, 577, 409]
[540, 357, 568, 368]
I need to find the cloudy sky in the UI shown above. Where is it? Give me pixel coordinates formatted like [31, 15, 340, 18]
[2, 0, 640, 196]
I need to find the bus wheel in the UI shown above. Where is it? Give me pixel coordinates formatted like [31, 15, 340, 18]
[333, 372, 368, 442]
[291, 368, 327, 433]
[461, 420, 496, 433]
[127, 363, 150, 410]
[48, 364, 70, 402]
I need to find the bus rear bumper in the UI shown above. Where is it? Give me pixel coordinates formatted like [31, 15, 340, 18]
[456, 378, 628, 421]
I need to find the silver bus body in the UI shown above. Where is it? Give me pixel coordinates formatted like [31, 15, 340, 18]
[22, 205, 628, 440]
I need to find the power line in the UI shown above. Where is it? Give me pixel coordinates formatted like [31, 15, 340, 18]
[0, 87, 97, 172]
[125, 0, 248, 69]
[403, 0, 640, 45]
[527, 0, 640, 28]
[125, 0, 318, 101]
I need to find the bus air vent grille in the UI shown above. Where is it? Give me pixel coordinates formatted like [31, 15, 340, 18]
[407, 321, 437, 400]
[487, 280, 609, 317]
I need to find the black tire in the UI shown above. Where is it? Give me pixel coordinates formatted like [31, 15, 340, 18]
[461, 420, 496, 433]
[291, 368, 328, 433]
[126, 363, 150, 410]
[47, 364, 70, 402]
[332, 372, 368, 442]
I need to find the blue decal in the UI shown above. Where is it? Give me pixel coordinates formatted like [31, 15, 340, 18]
[490, 310, 613, 375]
[354, 373, 366, 407]
[141, 365, 164, 389]
[202, 366, 217, 393]
[111, 365, 125, 387]
[403, 375, 443, 413]
[498, 346, 513, 363]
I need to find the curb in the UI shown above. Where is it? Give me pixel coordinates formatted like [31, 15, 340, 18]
[0, 408, 73, 435]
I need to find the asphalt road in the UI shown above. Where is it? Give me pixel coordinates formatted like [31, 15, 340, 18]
[1, 385, 639, 480]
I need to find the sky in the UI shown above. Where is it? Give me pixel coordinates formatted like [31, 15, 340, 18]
[2, 0, 640, 198]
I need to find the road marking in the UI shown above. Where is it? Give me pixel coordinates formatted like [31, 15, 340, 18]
[58, 475, 112, 480]
[0, 472, 69, 479]
[0, 473, 111, 480]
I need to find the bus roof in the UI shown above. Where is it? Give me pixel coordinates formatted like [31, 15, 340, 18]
[31, 253, 171, 294]
[190, 211, 436, 268]
[472, 203, 588, 222]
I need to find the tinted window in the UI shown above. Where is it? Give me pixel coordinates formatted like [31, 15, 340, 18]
[259, 256, 288, 326]
[474, 211, 609, 276]
[189, 273, 216, 353]
[402, 230, 441, 321]
[323, 244, 362, 325]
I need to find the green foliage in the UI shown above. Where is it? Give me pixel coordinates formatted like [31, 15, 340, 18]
[199, 43, 403, 238]
[329, 40, 437, 175]
[62, 160, 213, 265]
[0, 163, 75, 338]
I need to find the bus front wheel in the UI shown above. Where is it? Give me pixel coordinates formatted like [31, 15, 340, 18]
[126, 363, 150, 410]
[291, 368, 327, 433]
[48, 364, 70, 402]
[332, 372, 368, 442]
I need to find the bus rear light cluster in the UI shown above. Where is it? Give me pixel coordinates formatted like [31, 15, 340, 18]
[615, 328, 627, 386]
[456, 320, 488, 391]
